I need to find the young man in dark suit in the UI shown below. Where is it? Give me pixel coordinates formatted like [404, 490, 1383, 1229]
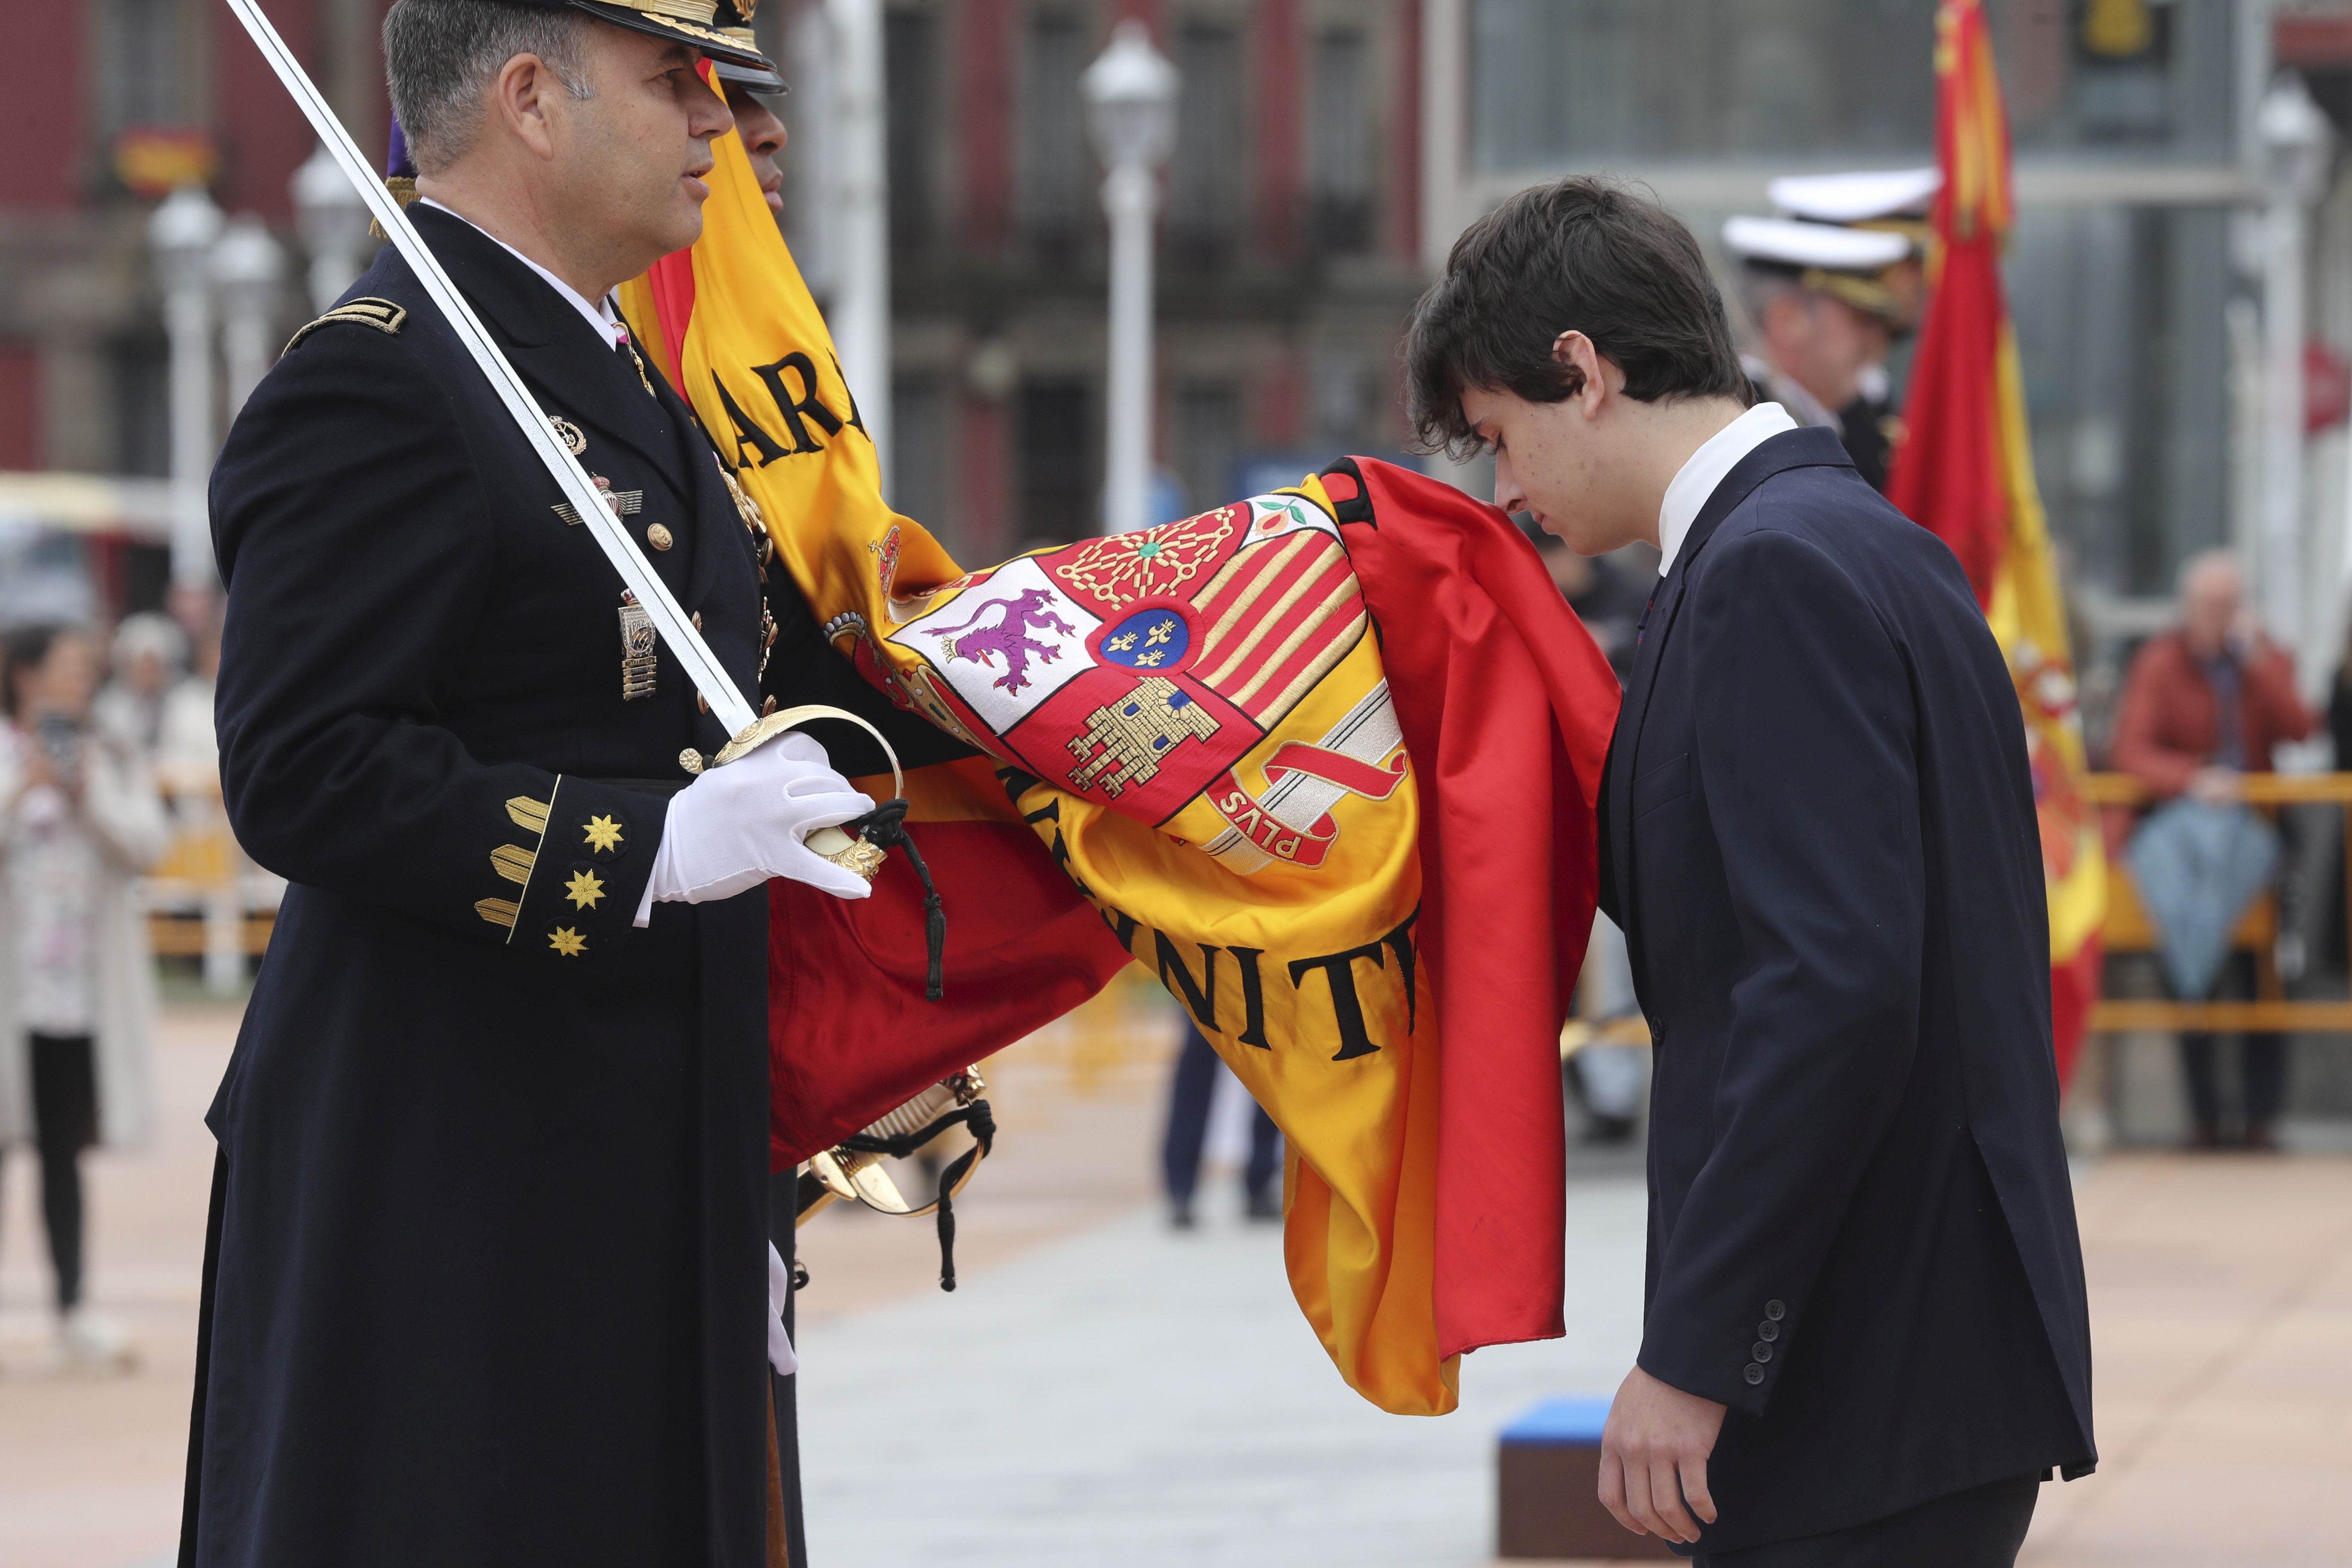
[1405, 178, 2095, 1567]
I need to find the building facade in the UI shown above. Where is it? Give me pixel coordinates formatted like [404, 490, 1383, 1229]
[0, 0, 383, 619]
[777, 0, 1429, 562]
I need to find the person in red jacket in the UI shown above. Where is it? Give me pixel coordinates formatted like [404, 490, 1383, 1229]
[2110, 551, 2315, 1148]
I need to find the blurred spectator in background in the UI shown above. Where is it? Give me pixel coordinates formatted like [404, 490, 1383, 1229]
[154, 609, 223, 808]
[1161, 1021, 1280, 1228]
[0, 624, 168, 1368]
[1563, 914, 1648, 1145]
[2113, 552, 2313, 1150]
[92, 613, 189, 763]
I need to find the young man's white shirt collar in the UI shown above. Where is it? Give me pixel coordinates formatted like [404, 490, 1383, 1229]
[419, 198, 628, 350]
[1655, 401, 1800, 578]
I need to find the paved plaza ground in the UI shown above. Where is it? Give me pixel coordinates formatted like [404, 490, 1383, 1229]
[2, 995, 2350, 1566]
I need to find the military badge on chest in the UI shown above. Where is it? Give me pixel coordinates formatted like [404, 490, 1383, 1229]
[619, 592, 658, 700]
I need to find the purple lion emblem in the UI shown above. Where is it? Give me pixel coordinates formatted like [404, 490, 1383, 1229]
[932, 586, 1081, 694]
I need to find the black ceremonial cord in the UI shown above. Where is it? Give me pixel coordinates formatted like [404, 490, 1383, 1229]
[838, 1099, 998, 1291]
[842, 798, 946, 1001]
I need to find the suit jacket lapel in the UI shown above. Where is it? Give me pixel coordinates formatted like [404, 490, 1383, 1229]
[1606, 426, 1856, 982]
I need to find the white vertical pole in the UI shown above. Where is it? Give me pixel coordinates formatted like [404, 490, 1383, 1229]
[827, 0, 892, 484]
[2263, 190, 2308, 654]
[1419, 0, 1485, 497]
[153, 187, 224, 588]
[1419, 0, 1466, 277]
[215, 216, 287, 418]
[1102, 159, 1156, 535]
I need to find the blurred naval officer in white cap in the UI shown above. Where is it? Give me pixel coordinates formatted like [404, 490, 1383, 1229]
[1724, 214, 1917, 492]
[1770, 165, 1941, 374]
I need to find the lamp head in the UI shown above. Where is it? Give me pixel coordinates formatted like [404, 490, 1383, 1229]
[1082, 20, 1178, 171]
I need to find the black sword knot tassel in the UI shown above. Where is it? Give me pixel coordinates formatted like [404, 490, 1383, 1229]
[842, 797, 946, 1001]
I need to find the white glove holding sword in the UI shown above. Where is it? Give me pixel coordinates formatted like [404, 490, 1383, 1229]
[634, 731, 875, 924]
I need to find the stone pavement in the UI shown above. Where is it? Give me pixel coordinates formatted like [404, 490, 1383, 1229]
[4, 996, 2352, 1567]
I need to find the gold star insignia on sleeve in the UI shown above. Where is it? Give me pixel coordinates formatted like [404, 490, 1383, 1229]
[564, 869, 606, 910]
[548, 926, 588, 957]
[583, 815, 625, 852]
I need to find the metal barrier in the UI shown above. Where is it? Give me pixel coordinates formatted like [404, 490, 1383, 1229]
[2087, 772, 2352, 1033]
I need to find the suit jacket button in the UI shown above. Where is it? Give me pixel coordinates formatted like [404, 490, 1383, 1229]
[1743, 1363, 1765, 1386]
[646, 523, 674, 551]
[1751, 1342, 1773, 1363]
[1765, 1300, 1786, 1320]
[1758, 1321, 1779, 1342]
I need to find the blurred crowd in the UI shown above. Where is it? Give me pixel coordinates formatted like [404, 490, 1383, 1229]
[0, 600, 222, 1370]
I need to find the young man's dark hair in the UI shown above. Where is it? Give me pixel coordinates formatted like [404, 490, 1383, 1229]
[1403, 177, 1750, 460]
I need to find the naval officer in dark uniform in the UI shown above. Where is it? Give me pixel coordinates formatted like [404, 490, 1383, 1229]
[1721, 213, 1919, 493]
[179, 3, 943, 1562]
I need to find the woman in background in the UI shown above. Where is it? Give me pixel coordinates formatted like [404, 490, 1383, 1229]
[0, 624, 167, 1369]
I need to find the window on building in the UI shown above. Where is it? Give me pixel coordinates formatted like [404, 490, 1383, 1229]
[109, 337, 170, 478]
[885, 7, 935, 263]
[1168, 23, 1242, 268]
[1468, 0, 2237, 171]
[890, 375, 949, 544]
[1018, 14, 1089, 264]
[2007, 202, 2230, 597]
[1018, 381, 1093, 543]
[1310, 30, 1374, 256]
[1175, 385, 1241, 514]
[112, 0, 189, 129]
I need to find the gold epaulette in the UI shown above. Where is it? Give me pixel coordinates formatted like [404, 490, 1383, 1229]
[283, 298, 408, 357]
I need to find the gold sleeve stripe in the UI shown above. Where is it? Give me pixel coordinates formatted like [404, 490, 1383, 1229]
[475, 898, 519, 930]
[507, 796, 552, 834]
[491, 844, 537, 884]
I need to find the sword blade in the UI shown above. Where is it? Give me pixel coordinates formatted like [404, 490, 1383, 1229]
[218, 0, 760, 738]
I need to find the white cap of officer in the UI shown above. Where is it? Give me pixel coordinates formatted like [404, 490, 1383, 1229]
[1766, 168, 1942, 226]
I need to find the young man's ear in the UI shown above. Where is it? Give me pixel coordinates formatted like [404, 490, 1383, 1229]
[1552, 330, 1611, 417]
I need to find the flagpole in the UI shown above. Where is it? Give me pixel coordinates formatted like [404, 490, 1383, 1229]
[215, 0, 761, 738]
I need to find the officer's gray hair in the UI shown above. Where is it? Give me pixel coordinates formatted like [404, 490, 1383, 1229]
[384, 0, 597, 175]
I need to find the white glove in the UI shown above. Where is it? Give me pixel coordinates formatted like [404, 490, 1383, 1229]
[634, 731, 875, 925]
[766, 1240, 798, 1376]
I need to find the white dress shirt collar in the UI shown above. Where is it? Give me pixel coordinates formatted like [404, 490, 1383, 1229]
[1656, 402, 1800, 578]
[420, 198, 625, 349]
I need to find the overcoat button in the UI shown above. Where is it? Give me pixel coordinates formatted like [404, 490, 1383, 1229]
[1743, 1363, 1765, 1385]
[1758, 1321, 1779, 1342]
[646, 524, 674, 551]
[691, 611, 703, 630]
[1765, 1300, 1786, 1320]
[1751, 1342, 1773, 1363]
[697, 692, 710, 714]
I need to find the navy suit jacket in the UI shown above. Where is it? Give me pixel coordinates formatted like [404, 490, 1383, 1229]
[1599, 429, 2095, 1552]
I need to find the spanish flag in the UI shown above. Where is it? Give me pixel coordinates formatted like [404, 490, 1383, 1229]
[1886, 0, 2103, 1087]
[621, 70, 1619, 1415]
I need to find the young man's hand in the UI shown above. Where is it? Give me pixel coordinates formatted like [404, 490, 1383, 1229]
[1598, 1364, 1726, 1544]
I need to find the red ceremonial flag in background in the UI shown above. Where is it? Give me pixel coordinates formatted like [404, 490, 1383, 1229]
[1887, 0, 2106, 1090]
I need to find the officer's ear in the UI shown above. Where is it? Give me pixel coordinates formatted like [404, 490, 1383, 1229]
[488, 52, 568, 163]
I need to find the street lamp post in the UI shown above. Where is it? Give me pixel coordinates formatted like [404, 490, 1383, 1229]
[290, 142, 370, 314]
[213, 215, 287, 419]
[150, 185, 225, 591]
[1084, 21, 1178, 536]
[2257, 73, 2332, 662]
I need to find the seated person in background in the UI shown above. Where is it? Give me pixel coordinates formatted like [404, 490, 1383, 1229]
[2112, 551, 2314, 1150]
